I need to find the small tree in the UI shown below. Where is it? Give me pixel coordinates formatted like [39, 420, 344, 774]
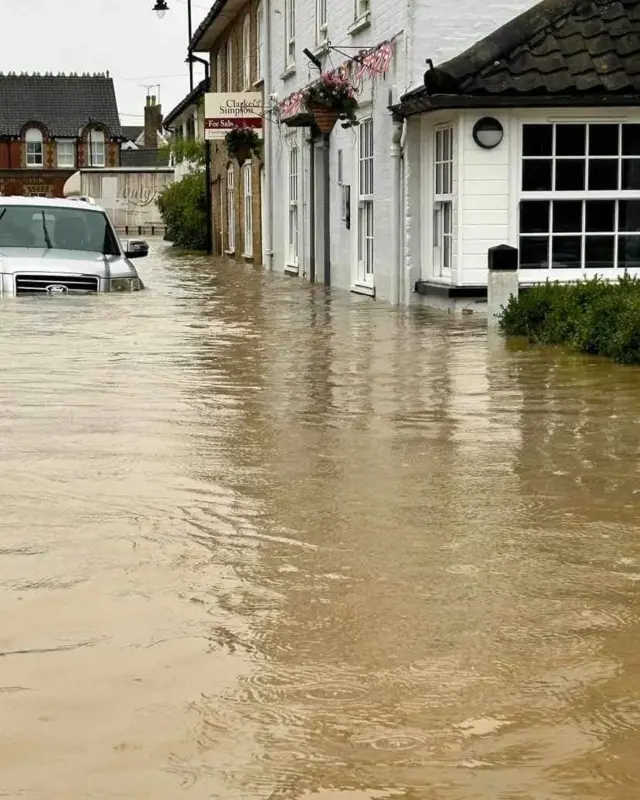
[162, 137, 206, 168]
[157, 169, 207, 251]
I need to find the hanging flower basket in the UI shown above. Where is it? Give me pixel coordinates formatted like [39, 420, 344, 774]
[308, 104, 341, 134]
[225, 126, 261, 165]
[302, 72, 358, 135]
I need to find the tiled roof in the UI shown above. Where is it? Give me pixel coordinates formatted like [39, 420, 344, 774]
[0, 73, 122, 137]
[164, 79, 208, 128]
[122, 125, 143, 141]
[120, 148, 171, 167]
[396, 0, 640, 116]
[190, 0, 230, 51]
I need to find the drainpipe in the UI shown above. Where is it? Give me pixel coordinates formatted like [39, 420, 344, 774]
[308, 130, 316, 283]
[323, 133, 330, 286]
[390, 116, 404, 306]
[263, 0, 274, 271]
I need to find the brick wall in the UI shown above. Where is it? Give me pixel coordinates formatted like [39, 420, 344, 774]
[208, 0, 264, 262]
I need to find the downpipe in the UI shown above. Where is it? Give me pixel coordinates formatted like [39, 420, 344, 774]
[263, 0, 274, 271]
[389, 117, 404, 306]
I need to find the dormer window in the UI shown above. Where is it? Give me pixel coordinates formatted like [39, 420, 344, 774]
[25, 128, 43, 167]
[89, 129, 105, 167]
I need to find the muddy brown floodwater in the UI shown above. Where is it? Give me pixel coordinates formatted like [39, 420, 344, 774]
[1, 243, 639, 799]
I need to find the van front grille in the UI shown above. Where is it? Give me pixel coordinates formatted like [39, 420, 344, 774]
[15, 274, 99, 295]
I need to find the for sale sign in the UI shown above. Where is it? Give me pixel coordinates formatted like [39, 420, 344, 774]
[204, 93, 264, 140]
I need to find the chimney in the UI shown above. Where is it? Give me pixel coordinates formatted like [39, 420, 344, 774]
[144, 94, 162, 149]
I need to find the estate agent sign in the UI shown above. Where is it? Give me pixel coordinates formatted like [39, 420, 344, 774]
[204, 93, 263, 140]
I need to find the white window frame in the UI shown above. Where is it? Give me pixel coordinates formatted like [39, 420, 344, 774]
[287, 145, 299, 266]
[284, 0, 295, 69]
[89, 129, 105, 167]
[226, 164, 236, 253]
[226, 39, 234, 91]
[354, 0, 369, 21]
[25, 128, 43, 168]
[256, 3, 264, 82]
[216, 51, 223, 92]
[357, 117, 374, 284]
[519, 120, 640, 280]
[242, 15, 251, 90]
[56, 139, 75, 169]
[243, 162, 253, 257]
[433, 125, 454, 276]
[316, 0, 327, 44]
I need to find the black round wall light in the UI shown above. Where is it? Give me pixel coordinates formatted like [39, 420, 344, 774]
[472, 117, 504, 149]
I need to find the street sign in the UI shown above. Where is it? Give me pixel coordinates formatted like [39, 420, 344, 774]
[204, 93, 264, 140]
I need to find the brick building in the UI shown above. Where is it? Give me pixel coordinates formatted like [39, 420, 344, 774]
[0, 72, 123, 198]
[191, 1, 265, 261]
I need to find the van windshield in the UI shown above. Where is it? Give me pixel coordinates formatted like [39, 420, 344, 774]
[0, 205, 120, 255]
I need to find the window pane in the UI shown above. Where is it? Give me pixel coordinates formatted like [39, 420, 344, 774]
[435, 163, 442, 194]
[556, 124, 586, 156]
[435, 131, 442, 162]
[552, 236, 582, 268]
[621, 159, 640, 190]
[622, 124, 640, 155]
[618, 235, 640, 269]
[520, 200, 549, 233]
[519, 236, 549, 268]
[553, 200, 582, 233]
[585, 236, 614, 268]
[585, 200, 615, 232]
[618, 199, 640, 232]
[588, 124, 619, 156]
[523, 124, 552, 157]
[522, 159, 552, 191]
[588, 159, 618, 190]
[555, 159, 585, 191]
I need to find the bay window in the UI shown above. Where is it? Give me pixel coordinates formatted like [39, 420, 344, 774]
[519, 122, 640, 270]
[433, 126, 453, 275]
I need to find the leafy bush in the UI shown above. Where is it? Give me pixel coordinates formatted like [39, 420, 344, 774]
[225, 126, 261, 162]
[156, 169, 207, 251]
[499, 275, 640, 364]
[161, 137, 206, 168]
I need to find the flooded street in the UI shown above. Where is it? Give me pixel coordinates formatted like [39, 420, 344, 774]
[1, 243, 640, 799]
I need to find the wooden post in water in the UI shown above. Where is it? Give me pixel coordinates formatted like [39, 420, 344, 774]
[488, 244, 518, 328]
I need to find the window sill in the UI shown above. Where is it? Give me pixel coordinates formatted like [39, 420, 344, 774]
[26, 164, 43, 169]
[281, 65, 296, 80]
[284, 264, 299, 275]
[347, 12, 370, 35]
[351, 282, 375, 297]
[243, 253, 253, 261]
[253, 78, 264, 89]
[224, 248, 236, 255]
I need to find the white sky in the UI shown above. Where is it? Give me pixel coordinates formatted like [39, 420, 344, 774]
[0, 0, 211, 128]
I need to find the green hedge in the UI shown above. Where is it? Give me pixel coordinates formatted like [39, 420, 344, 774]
[156, 169, 207, 251]
[499, 276, 640, 364]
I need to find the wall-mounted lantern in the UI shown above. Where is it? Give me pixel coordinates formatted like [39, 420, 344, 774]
[472, 117, 504, 149]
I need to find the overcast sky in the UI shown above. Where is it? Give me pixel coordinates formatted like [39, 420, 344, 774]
[0, 0, 211, 127]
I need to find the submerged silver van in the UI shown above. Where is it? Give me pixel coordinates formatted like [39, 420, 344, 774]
[0, 196, 146, 296]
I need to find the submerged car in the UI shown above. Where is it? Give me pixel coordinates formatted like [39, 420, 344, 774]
[0, 196, 146, 296]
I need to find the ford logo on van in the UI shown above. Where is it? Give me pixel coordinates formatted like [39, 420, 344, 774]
[45, 284, 69, 295]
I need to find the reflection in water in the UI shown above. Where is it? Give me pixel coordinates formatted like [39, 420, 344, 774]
[0, 244, 639, 797]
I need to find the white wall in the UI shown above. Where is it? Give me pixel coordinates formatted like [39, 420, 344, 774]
[411, 0, 538, 88]
[265, 0, 539, 301]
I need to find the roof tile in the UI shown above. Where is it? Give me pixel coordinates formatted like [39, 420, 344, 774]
[0, 74, 122, 138]
[398, 0, 640, 115]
